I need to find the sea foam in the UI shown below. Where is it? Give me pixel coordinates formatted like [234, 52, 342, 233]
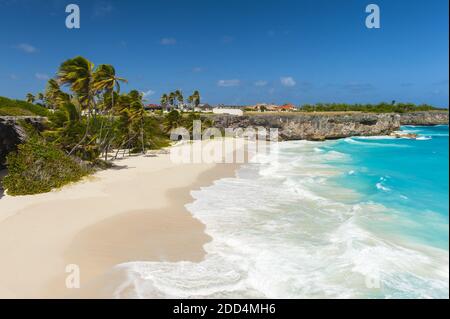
[119, 131, 449, 299]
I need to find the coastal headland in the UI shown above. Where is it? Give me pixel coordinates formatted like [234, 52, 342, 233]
[207, 111, 449, 141]
[2, 111, 448, 165]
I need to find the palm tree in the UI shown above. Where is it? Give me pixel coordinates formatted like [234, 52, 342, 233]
[113, 96, 135, 159]
[57, 56, 95, 155]
[168, 92, 176, 110]
[36, 93, 45, 106]
[26, 93, 35, 104]
[187, 90, 200, 112]
[163, 109, 182, 132]
[93, 64, 127, 113]
[160, 93, 169, 111]
[192, 90, 201, 110]
[175, 90, 183, 109]
[111, 91, 146, 157]
[45, 79, 69, 110]
[128, 90, 146, 153]
[92, 64, 127, 160]
[187, 94, 193, 110]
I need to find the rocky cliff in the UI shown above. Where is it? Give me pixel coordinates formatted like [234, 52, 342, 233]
[0, 112, 448, 167]
[206, 111, 448, 141]
[399, 111, 449, 126]
[0, 116, 46, 167]
[207, 113, 400, 141]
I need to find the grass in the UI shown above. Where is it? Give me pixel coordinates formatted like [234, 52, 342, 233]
[0, 96, 50, 117]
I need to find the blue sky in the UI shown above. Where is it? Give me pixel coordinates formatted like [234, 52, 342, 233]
[0, 0, 448, 106]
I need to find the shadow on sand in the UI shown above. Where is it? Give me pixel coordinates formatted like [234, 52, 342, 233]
[110, 164, 131, 171]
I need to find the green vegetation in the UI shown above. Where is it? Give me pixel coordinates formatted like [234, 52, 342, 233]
[163, 110, 213, 134]
[0, 96, 49, 116]
[3, 137, 91, 196]
[1, 56, 208, 195]
[161, 90, 200, 111]
[298, 102, 442, 113]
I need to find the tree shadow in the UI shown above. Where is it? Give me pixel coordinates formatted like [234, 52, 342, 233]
[110, 165, 131, 170]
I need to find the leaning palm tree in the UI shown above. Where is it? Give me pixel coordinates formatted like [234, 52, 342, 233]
[92, 64, 127, 160]
[93, 64, 127, 113]
[57, 56, 95, 155]
[26, 93, 35, 104]
[111, 92, 145, 158]
[45, 78, 70, 110]
[128, 90, 146, 153]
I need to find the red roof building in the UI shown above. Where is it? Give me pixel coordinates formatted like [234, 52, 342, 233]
[277, 104, 296, 111]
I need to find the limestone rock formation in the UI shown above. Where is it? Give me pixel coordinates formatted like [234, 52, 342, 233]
[0, 116, 46, 167]
[206, 111, 448, 141]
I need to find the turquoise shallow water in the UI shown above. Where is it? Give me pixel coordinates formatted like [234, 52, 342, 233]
[323, 125, 449, 250]
[122, 126, 449, 299]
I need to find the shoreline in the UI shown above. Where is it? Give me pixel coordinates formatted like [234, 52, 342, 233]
[0, 141, 241, 298]
[96, 128, 448, 299]
[1, 128, 447, 298]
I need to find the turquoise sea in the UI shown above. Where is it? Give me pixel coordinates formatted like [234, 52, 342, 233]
[122, 125, 449, 299]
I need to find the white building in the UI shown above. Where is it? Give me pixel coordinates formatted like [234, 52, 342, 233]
[212, 108, 243, 116]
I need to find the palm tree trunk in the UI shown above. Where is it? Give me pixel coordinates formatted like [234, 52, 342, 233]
[68, 99, 92, 156]
[104, 90, 114, 161]
[141, 117, 145, 154]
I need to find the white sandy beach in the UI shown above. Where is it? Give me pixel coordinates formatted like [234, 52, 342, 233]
[0, 140, 242, 298]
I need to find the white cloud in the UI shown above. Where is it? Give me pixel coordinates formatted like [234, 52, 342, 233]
[218, 79, 240, 87]
[9, 74, 19, 80]
[35, 73, 49, 81]
[280, 76, 296, 87]
[192, 67, 203, 73]
[15, 43, 37, 53]
[254, 80, 268, 87]
[161, 38, 177, 45]
[142, 89, 155, 97]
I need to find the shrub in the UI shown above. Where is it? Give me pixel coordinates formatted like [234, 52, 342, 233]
[2, 138, 92, 196]
[0, 96, 49, 117]
[144, 116, 171, 149]
[0, 107, 35, 116]
[298, 102, 442, 113]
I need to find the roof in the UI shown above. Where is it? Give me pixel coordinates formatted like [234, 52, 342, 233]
[278, 104, 295, 109]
